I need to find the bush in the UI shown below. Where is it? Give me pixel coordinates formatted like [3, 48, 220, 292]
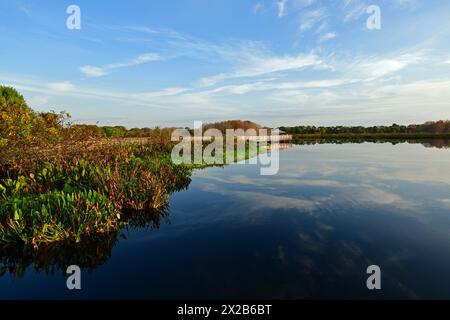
[0, 86, 35, 145]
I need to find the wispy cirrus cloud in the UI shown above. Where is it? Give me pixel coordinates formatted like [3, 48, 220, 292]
[274, 2, 332, 44]
[206, 78, 353, 96]
[342, 0, 369, 22]
[355, 53, 423, 79]
[277, 0, 287, 17]
[298, 8, 328, 32]
[318, 32, 337, 43]
[275, 0, 317, 17]
[392, 0, 419, 9]
[46, 81, 75, 92]
[200, 52, 325, 86]
[202, 51, 423, 97]
[80, 53, 162, 77]
[2, 48, 448, 127]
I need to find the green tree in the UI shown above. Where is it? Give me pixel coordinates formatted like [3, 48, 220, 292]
[0, 86, 35, 145]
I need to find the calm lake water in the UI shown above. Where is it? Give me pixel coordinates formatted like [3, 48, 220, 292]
[2, 142, 450, 299]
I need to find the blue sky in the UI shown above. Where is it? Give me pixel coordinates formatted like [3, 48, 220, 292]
[0, 0, 450, 128]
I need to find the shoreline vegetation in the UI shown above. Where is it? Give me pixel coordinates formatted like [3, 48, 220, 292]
[280, 122, 450, 143]
[1, 85, 450, 250]
[291, 132, 450, 141]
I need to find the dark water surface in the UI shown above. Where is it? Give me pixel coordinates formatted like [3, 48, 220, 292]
[2, 142, 450, 299]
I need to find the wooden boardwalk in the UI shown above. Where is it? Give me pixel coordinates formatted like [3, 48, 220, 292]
[179, 135, 293, 142]
[108, 135, 293, 146]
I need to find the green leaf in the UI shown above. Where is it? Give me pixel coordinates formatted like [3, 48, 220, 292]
[0, 183, 6, 196]
[14, 210, 20, 221]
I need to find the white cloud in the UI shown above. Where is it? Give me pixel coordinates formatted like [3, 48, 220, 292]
[298, 8, 327, 32]
[277, 0, 286, 17]
[208, 78, 353, 96]
[46, 81, 75, 92]
[358, 54, 422, 79]
[392, 0, 418, 9]
[121, 25, 158, 34]
[80, 53, 161, 77]
[369, 79, 450, 99]
[0, 74, 231, 118]
[318, 32, 337, 43]
[293, 0, 316, 8]
[200, 52, 422, 96]
[275, 0, 316, 18]
[200, 52, 324, 86]
[79, 66, 107, 77]
[342, 0, 369, 22]
[131, 87, 190, 99]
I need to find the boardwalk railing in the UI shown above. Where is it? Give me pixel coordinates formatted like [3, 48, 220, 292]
[180, 135, 293, 142]
[113, 135, 293, 145]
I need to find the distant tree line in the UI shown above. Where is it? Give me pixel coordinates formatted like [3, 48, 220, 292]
[71, 124, 175, 139]
[280, 121, 450, 135]
[202, 120, 264, 134]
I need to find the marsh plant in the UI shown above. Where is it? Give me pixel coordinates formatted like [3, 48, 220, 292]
[0, 142, 193, 248]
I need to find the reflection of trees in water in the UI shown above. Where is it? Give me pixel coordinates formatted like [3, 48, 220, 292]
[0, 187, 187, 278]
[122, 205, 170, 230]
[419, 140, 450, 149]
[0, 233, 119, 278]
[293, 139, 450, 149]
